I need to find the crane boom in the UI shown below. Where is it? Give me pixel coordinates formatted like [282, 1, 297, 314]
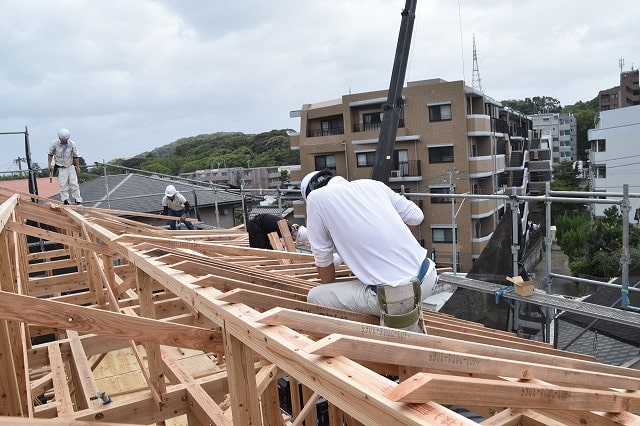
[370, 0, 417, 183]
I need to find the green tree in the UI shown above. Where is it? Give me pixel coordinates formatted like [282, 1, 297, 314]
[558, 206, 640, 278]
[501, 96, 562, 114]
[550, 161, 586, 220]
[563, 98, 598, 162]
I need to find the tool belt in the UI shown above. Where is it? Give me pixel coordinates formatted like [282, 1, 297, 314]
[376, 280, 422, 331]
[373, 257, 432, 332]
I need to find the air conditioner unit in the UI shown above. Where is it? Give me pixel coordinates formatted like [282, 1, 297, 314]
[532, 151, 539, 160]
[390, 170, 400, 178]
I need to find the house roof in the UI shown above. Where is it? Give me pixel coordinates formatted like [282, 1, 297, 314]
[0, 177, 61, 198]
[59, 173, 246, 214]
[556, 266, 640, 364]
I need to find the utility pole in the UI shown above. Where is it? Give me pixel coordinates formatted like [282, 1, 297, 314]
[371, 0, 417, 183]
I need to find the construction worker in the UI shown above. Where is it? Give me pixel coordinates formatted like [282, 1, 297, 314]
[161, 185, 194, 230]
[47, 128, 83, 205]
[300, 170, 437, 333]
[246, 213, 294, 249]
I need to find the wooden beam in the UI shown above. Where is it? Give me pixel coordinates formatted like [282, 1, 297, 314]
[384, 373, 640, 412]
[306, 334, 640, 390]
[223, 327, 262, 424]
[0, 195, 19, 232]
[66, 330, 102, 410]
[5, 221, 111, 255]
[218, 288, 378, 324]
[256, 308, 624, 376]
[135, 268, 166, 401]
[47, 343, 74, 417]
[0, 291, 221, 353]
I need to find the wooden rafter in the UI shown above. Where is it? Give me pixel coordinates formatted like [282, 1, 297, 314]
[0, 190, 638, 425]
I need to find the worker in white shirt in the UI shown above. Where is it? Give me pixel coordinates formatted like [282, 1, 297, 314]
[300, 170, 437, 333]
[161, 185, 194, 230]
[47, 128, 83, 205]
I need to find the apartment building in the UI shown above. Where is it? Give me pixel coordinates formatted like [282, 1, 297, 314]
[289, 78, 540, 272]
[598, 69, 640, 111]
[531, 113, 577, 165]
[180, 166, 283, 190]
[588, 104, 640, 217]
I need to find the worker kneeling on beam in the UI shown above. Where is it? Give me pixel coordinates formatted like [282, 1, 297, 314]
[300, 170, 438, 333]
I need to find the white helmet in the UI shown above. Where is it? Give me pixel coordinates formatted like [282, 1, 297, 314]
[295, 225, 308, 243]
[300, 171, 320, 201]
[165, 185, 176, 196]
[58, 128, 70, 141]
[300, 170, 335, 201]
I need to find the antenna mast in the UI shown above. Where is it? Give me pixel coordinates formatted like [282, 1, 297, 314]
[619, 57, 625, 72]
[472, 34, 483, 92]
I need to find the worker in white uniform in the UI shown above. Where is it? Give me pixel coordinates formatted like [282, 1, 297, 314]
[300, 170, 437, 333]
[162, 185, 195, 230]
[47, 128, 83, 205]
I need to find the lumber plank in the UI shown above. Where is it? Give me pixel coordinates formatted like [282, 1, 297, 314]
[223, 327, 262, 425]
[384, 372, 640, 412]
[257, 308, 636, 379]
[218, 288, 378, 324]
[66, 330, 102, 410]
[305, 334, 640, 390]
[47, 344, 74, 417]
[0, 291, 221, 353]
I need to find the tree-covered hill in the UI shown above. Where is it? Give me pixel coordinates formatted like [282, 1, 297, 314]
[105, 129, 299, 176]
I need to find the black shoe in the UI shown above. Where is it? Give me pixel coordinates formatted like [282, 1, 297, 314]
[63, 200, 69, 205]
[76, 202, 83, 205]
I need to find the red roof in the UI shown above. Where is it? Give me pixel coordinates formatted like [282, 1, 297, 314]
[0, 177, 61, 198]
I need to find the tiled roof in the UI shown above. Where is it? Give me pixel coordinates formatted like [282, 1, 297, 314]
[54, 174, 246, 214]
[556, 266, 640, 365]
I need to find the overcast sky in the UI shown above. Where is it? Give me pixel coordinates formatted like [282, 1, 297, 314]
[1, 0, 637, 171]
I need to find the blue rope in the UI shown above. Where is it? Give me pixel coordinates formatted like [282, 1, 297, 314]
[494, 286, 514, 304]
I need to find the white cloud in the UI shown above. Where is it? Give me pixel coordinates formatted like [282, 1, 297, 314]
[0, 0, 637, 169]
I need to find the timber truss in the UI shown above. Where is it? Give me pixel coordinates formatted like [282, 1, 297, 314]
[0, 188, 639, 425]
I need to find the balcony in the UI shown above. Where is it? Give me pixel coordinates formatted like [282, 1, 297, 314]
[470, 198, 500, 218]
[466, 115, 491, 135]
[468, 155, 505, 177]
[472, 233, 492, 254]
[306, 126, 344, 138]
[352, 119, 405, 133]
[389, 160, 421, 182]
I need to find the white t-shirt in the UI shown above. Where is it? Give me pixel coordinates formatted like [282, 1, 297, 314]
[162, 192, 188, 211]
[305, 176, 428, 287]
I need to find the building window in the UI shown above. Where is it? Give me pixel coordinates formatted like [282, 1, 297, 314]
[320, 118, 343, 136]
[432, 226, 456, 243]
[363, 112, 383, 131]
[356, 151, 376, 167]
[594, 165, 606, 178]
[314, 154, 336, 171]
[591, 139, 606, 152]
[428, 145, 454, 163]
[428, 103, 452, 122]
[429, 186, 452, 204]
[601, 94, 610, 102]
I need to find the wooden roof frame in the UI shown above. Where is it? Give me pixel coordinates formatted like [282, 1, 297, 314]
[0, 189, 639, 425]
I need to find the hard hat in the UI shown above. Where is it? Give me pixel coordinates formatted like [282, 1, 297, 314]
[300, 171, 320, 200]
[300, 170, 335, 201]
[58, 128, 70, 141]
[165, 185, 176, 196]
[295, 225, 308, 243]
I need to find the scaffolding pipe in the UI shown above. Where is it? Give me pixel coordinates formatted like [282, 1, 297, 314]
[545, 182, 553, 343]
